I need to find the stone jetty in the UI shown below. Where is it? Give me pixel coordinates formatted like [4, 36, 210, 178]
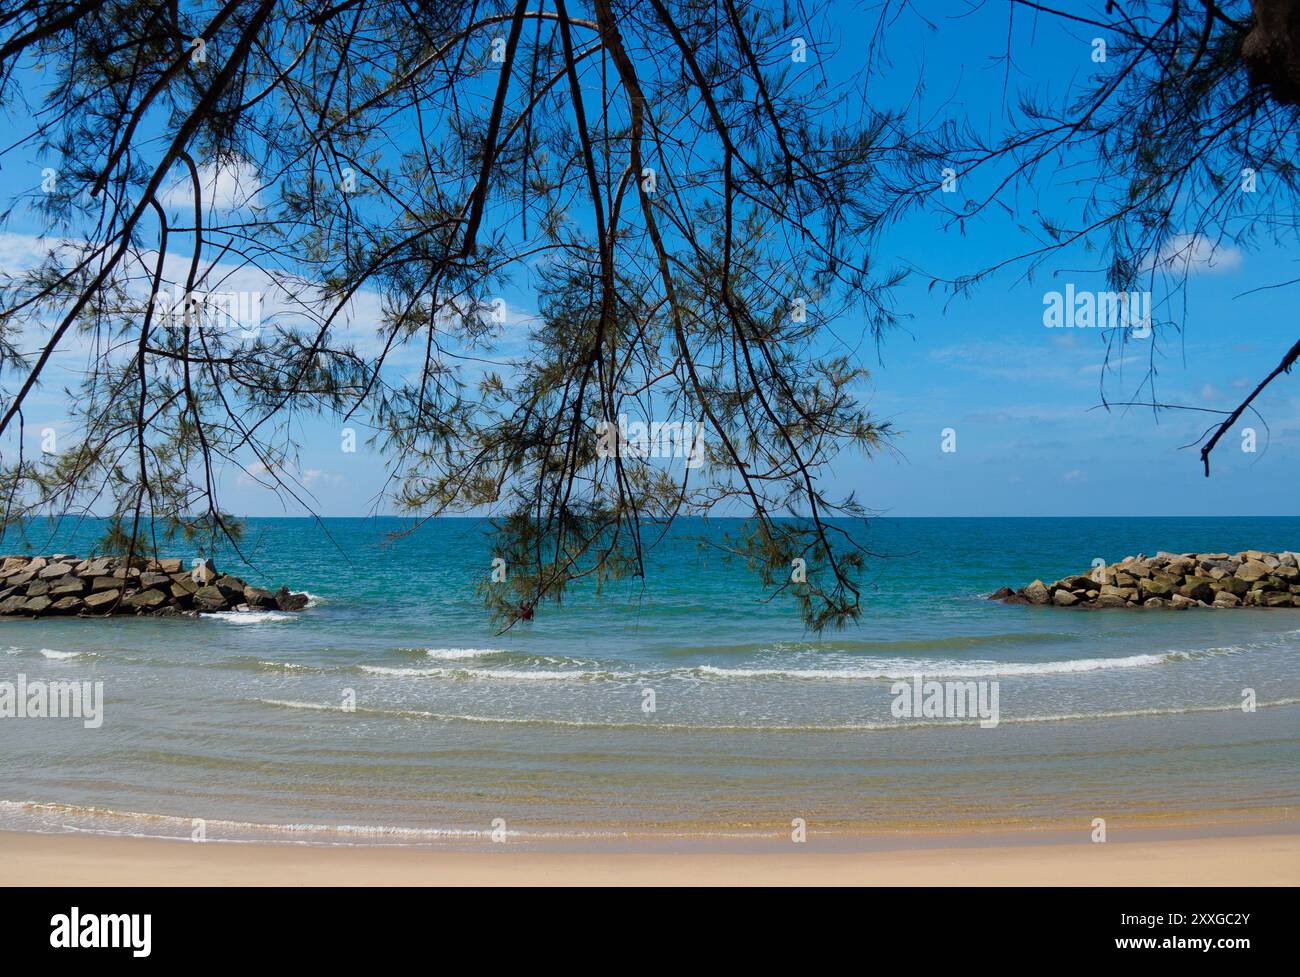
[992, 550, 1300, 609]
[0, 555, 310, 618]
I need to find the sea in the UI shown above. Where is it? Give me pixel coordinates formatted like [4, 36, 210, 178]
[1, 516, 1297, 845]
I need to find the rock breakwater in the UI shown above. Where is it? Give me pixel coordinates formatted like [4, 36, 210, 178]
[0, 555, 310, 618]
[992, 550, 1300, 609]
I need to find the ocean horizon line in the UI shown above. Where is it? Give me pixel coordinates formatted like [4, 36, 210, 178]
[5, 513, 1299, 524]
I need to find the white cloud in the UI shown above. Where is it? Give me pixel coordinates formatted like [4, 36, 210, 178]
[0, 230, 81, 275]
[1077, 354, 1143, 376]
[235, 461, 273, 488]
[160, 157, 263, 212]
[1154, 233, 1242, 275]
[301, 468, 344, 488]
[0, 230, 535, 367]
[237, 461, 343, 491]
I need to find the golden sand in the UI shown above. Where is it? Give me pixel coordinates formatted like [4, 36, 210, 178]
[3, 829, 1296, 886]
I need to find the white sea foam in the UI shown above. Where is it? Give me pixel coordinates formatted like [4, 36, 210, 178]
[351, 648, 1227, 683]
[0, 800, 516, 843]
[694, 652, 1187, 680]
[358, 664, 601, 680]
[39, 649, 83, 660]
[459, 668, 609, 681]
[421, 647, 504, 660]
[256, 698, 338, 710]
[251, 695, 1300, 731]
[208, 611, 295, 624]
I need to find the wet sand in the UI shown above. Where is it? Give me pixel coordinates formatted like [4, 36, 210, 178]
[3, 828, 1296, 886]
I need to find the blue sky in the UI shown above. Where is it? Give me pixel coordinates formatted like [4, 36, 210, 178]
[835, 2, 1298, 516]
[0, 2, 1295, 517]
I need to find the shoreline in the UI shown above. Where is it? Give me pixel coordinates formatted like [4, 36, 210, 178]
[4, 822, 1298, 886]
[4, 801, 1296, 849]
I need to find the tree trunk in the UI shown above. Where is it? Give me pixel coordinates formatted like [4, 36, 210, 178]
[1242, 0, 1300, 104]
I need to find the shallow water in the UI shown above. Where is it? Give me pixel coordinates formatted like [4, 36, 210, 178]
[1, 516, 1297, 843]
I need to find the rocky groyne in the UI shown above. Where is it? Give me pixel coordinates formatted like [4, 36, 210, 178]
[0, 555, 309, 618]
[992, 550, 1300, 609]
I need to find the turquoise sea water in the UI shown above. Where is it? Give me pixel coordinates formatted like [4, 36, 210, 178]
[1, 516, 1297, 843]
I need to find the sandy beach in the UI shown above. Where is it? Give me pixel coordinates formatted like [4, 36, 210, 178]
[3, 829, 1297, 886]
